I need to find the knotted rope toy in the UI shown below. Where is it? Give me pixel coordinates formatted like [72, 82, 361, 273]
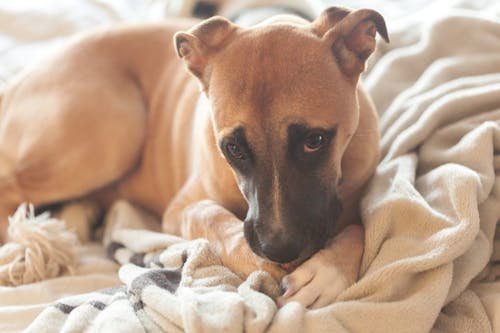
[0, 203, 79, 286]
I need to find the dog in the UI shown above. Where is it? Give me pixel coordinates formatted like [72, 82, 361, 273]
[0, 6, 387, 308]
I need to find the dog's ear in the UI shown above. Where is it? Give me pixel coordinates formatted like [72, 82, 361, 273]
[174, 16, 236, 92]
[313, 7, 389, 79]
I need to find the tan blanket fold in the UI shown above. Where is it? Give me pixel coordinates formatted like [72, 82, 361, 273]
[357, 9, 500, 333]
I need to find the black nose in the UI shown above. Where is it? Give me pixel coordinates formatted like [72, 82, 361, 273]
[261, 240, 301, 263]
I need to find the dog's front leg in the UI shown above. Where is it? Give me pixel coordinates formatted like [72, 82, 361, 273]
[176, 200, 286, 281]
[278, 224, 364, 309]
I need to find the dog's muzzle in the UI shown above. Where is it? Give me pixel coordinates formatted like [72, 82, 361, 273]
[244, 219, 303, 263]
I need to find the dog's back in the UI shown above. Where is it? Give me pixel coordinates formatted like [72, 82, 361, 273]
[0, 21, 203, 235]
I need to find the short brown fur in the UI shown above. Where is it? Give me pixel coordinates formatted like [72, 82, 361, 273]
[0, 7, 387, 308]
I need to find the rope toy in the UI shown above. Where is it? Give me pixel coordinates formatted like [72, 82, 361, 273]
[0, 203, 79, 286]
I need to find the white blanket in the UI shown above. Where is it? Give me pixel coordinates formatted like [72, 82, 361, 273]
[1, 1, 500, 332]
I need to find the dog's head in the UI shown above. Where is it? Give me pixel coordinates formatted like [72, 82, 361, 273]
[175, 7, 388, 264]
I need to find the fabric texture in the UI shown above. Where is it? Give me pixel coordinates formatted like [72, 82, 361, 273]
[0, 0, 499, 332]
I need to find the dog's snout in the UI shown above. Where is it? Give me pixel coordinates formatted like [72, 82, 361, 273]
[244, 216, 303, 263]
[261, 238, 301, 263]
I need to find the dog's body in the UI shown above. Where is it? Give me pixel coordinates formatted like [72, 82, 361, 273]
[0, 7, 387, 308]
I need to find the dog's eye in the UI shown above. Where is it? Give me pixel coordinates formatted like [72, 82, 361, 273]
[226, 142, 245, 160]
[304, 133, 324, 153]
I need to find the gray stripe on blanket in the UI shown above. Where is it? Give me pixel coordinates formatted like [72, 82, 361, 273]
[89, 300, 106, 311]
[107, 241, 125, 259]
[130, 252, 146, 266]
[98, 285, 127, 295]
[130, 267, 182, 295]
[54, 300, 108, 314]
[133, 300, 144, 311]
[54, 303, 76, 314]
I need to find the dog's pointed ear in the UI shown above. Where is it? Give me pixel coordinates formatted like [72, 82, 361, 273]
[174, 16, 237, 92]
[313, 7, 389, 79]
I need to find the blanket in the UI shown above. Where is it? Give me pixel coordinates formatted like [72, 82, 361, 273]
[1, 1, 500, 332]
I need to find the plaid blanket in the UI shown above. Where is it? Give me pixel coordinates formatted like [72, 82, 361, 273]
[26, 201, 281, 333]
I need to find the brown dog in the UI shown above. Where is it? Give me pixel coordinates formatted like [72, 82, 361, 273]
[0, 7, 387, 308]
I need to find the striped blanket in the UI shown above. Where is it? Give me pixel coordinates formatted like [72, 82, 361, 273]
[27, 201, 281, 333]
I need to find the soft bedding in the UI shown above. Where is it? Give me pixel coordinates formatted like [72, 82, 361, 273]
[1, 0, 500, 332]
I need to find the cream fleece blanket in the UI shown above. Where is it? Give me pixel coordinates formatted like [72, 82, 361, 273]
[1, 1, 500, 333]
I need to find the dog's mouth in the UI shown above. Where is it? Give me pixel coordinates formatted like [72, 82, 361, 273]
[243, 219, 265, 258]
[278, 261, 301, 272]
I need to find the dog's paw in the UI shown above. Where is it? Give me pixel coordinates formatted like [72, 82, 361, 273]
[277, 224, 364, 309]
[277, 251, 350, 309]
[181, 200, 287, 281]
